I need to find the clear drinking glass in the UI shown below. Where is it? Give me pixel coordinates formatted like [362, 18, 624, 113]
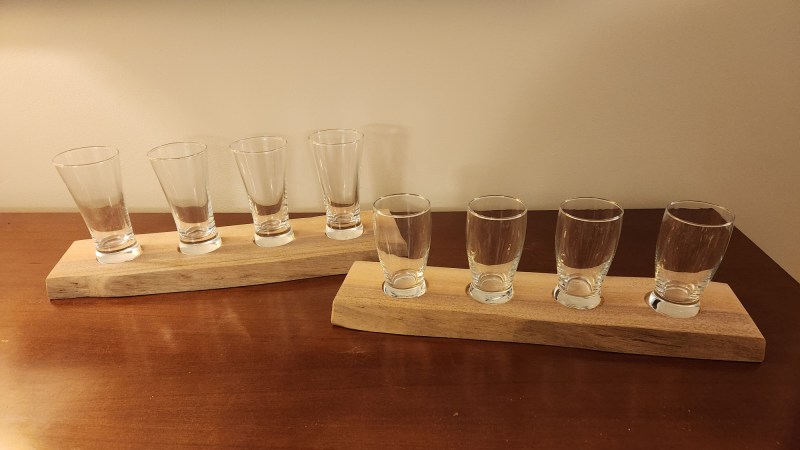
[147, 142, 222, 255]
[229, 136, 294, 248]
[309, 129, 364, 240]
[373, 193, 432, 298]
[52, 146, 142, 263]
[553, 197, 624, 310]
[647, 200, 735, 318]
[466, 195, 528, 304]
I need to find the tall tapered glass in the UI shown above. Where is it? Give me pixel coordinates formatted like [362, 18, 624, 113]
[309, 129, 364, 240]
[147, 142, 221, 255]
[52, 146, 142, 263]
[230, 136, 294, 247]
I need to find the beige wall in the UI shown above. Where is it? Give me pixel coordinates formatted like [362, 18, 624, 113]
[1, 0, 798, 281]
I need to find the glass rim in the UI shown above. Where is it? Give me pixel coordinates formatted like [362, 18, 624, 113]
[52, 146, 119, 167]
[147, 141, 207, 161]
[558, 197, 624, 223]
[665, 200, 735, 227]
[373, 193, 431, 218]
[308, 128, 363, 146]
[467, 195, 527, 221]
[229, 135, 287, 154]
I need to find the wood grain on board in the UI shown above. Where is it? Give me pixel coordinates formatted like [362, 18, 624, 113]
[46, 212, 377, 299]
[331, 261, 765, 362]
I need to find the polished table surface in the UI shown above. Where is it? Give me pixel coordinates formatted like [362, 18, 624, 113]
[1, 211, 798, 448]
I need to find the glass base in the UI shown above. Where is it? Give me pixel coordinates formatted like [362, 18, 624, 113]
[383, 280, 427, 298]
[179, 234, 222, 255]
[467, 284, 513, 305]
[553, 287, 602, 310]
[254, 229, 294, 248]
[96, 241, 142, 264]
[646, 291, 700, 318]
[325, 223, 363, 240]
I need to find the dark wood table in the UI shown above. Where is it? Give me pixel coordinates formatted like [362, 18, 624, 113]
[1, 211, 798, 448]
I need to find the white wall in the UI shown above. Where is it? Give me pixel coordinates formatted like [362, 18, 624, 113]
[1, 0, 798, 281]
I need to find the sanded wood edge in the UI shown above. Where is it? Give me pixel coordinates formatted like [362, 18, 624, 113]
[332, 301, 765, 362]
[331, 262, 765, 362]
[46, 214, 378, 299]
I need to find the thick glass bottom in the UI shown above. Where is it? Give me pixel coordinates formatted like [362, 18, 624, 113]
[553, 287, 602, 310]
[646, 291, 700, 318]
[179, 234, 222, 255]
[467, 284, 513, 305]
[254, 229, 294, 248]
[383, 279, 427, 298]
[96, 241, 142, 264]
[325, 223, 363, 240]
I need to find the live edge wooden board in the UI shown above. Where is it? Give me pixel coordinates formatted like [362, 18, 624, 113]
[331, 261, 765, 362]
[46, 212, 377, 299]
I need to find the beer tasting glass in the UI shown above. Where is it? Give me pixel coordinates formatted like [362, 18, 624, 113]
[553, 197, 623, 310]
[309, 129, 364, 240]
[230, 136, 294, 247]
[147, 142, 221, 255]
[647, 200, 735, 318]
[373, 194, 432, 298]
[466, 195, 527, 304]
[52, 146, 142, 263]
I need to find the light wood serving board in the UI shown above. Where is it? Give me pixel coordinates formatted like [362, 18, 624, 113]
[47, 213, 377, 299]
[331, 261, 765, 362]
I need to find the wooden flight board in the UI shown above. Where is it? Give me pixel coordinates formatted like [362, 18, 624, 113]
[331, 261, 765, 362]
[46, 213, 377, 299]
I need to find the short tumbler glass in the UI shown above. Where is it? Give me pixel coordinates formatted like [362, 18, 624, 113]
[647, 200, 735, 318]
[373, 193, 432, 298]
[52, 146, 142, 263]
[553, 197, 623, 310]
[309, 129, 364, 240]
[147, 142, 222, 255]
[466, 195, 528, 304]
[230, 136, 294, 248]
